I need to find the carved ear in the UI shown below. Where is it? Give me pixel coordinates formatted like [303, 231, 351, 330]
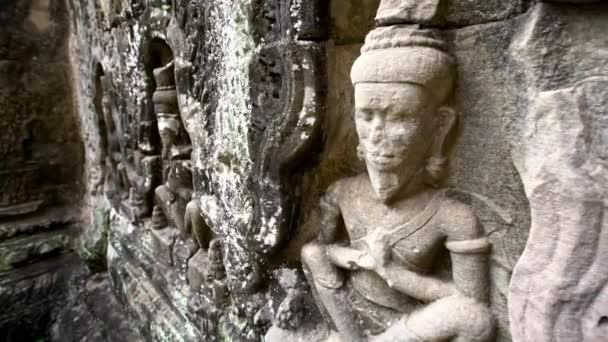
[432, 106, 457, 158]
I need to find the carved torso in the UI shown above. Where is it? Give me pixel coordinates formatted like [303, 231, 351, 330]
[323, 174, 472, 312]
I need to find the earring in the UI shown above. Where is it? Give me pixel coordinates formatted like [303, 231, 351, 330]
[357, 144, 366, 162]
[426, 155, 446, 181]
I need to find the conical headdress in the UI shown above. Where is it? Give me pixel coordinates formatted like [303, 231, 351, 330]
[351, 0, 456, 104]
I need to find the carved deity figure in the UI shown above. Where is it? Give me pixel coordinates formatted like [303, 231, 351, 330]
[99, 73, 162, 220]
[100, 75, 125, 200]
[301, 26, 495, 341]
[117, 151, 161, 221]
[150, 61, 211, 250]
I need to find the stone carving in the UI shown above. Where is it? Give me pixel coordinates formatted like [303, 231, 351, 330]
[98, 72, 162, 221]
[375, 0, 524, 27]
[187, 238, 229, 340]
[149, 60, 211, 252]
[301, 17, 494, 342]
[248, 41, 325, 253]
[117, 152, 161, 222]
[153, 61, 191, 163]
[99, 75, 124, 203]
[509, 77, 608, 342]
[151, 60, 191, 232]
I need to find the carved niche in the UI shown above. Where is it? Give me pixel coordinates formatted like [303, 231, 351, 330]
[299, 1, 496, 341]
[144, 38, 213, 255]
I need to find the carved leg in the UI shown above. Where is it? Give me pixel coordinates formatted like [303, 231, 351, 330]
[370, 319, 422, 342]
[117, 163, 130, 198]
[373, 295, 494, 342]
[301, 242, 364, 342]
[185, 199, 211, 249]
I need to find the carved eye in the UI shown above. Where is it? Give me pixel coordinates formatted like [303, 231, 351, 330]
[356, 110, 373, 122]
[386, 113, 405, 122]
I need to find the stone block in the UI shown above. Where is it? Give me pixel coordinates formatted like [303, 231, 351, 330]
[78, 199, 110, 272]
[187, 248, 208, 291]
[149, 226, 177, 266]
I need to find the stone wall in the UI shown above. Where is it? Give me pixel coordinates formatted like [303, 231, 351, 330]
[0, 0, 86, 340]
[6, 0, 601, 341]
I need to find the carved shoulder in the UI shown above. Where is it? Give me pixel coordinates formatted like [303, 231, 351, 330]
[436, 198, 484, 242]
[317, 176, 362, 243]
[321, 175, 362, 209]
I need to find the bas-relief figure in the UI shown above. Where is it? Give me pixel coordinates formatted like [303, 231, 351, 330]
[150, 60, 212, 252]
[100, 75, 123, 201]
[99, 71, 162, 222]
[301, 25, 495, 342]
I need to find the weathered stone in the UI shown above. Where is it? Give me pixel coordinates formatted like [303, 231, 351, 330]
[0, 254, 83, 341]
[330, 0, 380, 44]
[149, 226, 177, 266]
[0, 0, 83, 212]
[107, 211, 207, 341]
[187, 248, 209, 291]
[0, 227, 76, 271]
[510, 77, 608, 342]
[78, 199, 111, 272]
[1, 0, 604, 340]
[50, 273, 143, 342]
[508, 4, 608, 342]
[302, 9, 495, 338]
[374, 0, 525, 27]
[0, 205, 77, 241]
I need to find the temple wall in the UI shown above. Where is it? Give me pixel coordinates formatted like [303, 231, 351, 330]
[0, 0, 85, 340]
[0, 0, 603, 341]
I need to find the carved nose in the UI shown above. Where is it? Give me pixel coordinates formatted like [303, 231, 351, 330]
[370, 117, 384, 143]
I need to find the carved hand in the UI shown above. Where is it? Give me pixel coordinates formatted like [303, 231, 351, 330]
[360, 234, 391, 275]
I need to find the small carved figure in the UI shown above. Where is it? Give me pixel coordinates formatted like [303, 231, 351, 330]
[154, 160, 193, 233]
[151, 60, 211, 250]
[151, 204, 168, 229]
[118, 152, 161, 221]
[185, 197, 213, 250]
[301, 26, 494, 341]
[99, 75, 125, 202]
[152, 61, 191, 164]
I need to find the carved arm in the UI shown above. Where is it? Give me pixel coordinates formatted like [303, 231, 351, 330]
[377, 261, 457, 302]
[316, 184, 343, 245]
[446, 238, 490, 302]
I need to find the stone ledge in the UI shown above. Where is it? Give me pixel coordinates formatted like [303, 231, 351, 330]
[108, 240, 206, 341]
[0, 205, 78, 242]
[0, 254, 81, 328]
[0, 226, 78, 271]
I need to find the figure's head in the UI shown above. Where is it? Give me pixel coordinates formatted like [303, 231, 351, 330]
[351, 26, 457, 202]
[157, 115, 179, 151]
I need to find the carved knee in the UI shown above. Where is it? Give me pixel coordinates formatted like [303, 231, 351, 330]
[301, 242, 344, 289]
[406, 295, 494, 342]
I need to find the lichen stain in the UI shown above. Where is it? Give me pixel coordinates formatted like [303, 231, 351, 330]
[205, 0, 257, 232]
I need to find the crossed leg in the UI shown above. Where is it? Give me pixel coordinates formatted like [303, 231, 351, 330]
[373, 295, 494, 342]
[301, 242, 366, 342]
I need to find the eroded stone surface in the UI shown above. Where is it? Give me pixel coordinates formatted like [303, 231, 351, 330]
[1, 0, 603, 341]
[300, 2, 496, 338]
[510, 77, 608, 342]
[508, 4, 608, 341]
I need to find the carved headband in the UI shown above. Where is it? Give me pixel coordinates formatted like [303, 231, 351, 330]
[351, 26, 455, 103]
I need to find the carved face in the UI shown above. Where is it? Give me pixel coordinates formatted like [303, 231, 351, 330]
[355, 83, 436, 202]
[158, 125, 177, 150]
